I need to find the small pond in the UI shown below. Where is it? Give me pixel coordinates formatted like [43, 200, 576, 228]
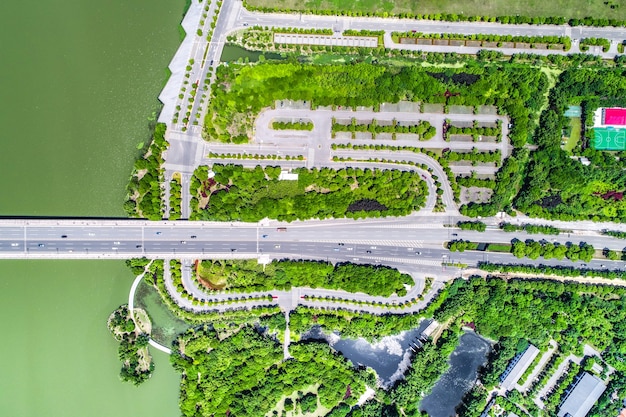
[303, 320, 432, 388]
[420, 331, 491, 417]
[134, 280, 191, 348]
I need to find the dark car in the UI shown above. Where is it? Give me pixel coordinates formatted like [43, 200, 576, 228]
[61, 235, 67, 238]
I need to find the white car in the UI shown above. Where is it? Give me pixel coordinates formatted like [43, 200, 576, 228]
[10, 243, 18, 247]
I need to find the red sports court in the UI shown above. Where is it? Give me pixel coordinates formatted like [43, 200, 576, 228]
[603, 108, 626, 126]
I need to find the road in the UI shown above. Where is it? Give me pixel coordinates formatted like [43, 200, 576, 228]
[0, 219, 624, 274]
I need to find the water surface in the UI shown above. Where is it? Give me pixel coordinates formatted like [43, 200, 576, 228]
[420, 332, 491, 417]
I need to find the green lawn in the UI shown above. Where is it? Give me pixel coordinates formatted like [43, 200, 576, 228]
[247, 0, 626, 20]
[564, 117, 581, 152]
[486, 243, 512, 252]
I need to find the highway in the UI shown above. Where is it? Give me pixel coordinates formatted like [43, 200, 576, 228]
[0, 219, 624, 274]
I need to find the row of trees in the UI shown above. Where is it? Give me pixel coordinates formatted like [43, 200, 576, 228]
[196, 259, 413, 297]
[443, 149, 501, 164]
[331, 118, 435, 140]
[189, 164, 427, 222]
[392, 32, 570, 49]
[512, 239, 594, 262]
[604, 230, 626, 239]
[272, 120, 314, 131]
[242, 1, 626, 28]
[446, 125, 500, 137]
[580, 37, 611, 52]
[447, 238, 595, 262]
[500, 222, 561, 235]
[169, 177, 182, 220]
[478, 262, 626, 279]
[456, 173, 496, 189]
[457, 221, 487, 231]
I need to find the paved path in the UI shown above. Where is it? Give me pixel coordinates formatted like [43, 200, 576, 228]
[163, 257, 447, 315]
[128, 263, 172, 355]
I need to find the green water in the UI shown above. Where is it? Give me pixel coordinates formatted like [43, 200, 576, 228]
[0, 0, 183, 216]
[0, 0, 186, 415]
[0, 261, 180, 416]
[135, 280, 191, 347]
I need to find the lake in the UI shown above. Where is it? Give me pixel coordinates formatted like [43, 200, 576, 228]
[420, 331, 492, 417]
[0, 0, 185, 415]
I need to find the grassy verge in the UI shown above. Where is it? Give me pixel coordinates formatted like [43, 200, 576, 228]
[564, 117, 581, 152]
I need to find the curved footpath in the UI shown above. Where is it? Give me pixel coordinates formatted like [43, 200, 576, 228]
[128, 265, 172, 354]
[166, 258, 446, 315]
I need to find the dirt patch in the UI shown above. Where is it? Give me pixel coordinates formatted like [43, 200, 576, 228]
[460, 186, 493, 205]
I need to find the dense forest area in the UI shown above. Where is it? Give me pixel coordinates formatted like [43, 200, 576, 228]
[189, 164, 427, 222]
[197, 259, 413, 296]
[170, 326, 373, 417]
[204, 61, 546, 149]
[515, 67, 626, 222]
[165, 277, 626, 416]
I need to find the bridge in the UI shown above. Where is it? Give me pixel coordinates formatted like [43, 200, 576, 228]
[0, 218, 624, 273]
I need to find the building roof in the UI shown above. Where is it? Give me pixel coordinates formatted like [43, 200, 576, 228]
[604, 108, 626, 126]
[500, 344, 540, 391]
[557, 372, 606, 417]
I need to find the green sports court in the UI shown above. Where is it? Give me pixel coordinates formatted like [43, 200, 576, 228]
[594, 127, 626, 151]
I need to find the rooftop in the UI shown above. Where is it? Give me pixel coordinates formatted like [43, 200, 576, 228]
[557, 372, 606, 417]
[500, 344, 540, 391]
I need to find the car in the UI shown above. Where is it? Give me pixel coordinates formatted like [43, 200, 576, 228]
[38, 244, 45, 247]
[338, 243, 344, 246]
[231, 248, 237, 252]
[180, 241, 187, 244]
[415, 251, 421, 255]
[370, 246, 377, 249]
[347, 247, 353, 251]
[243, 22, 248, 26]
[452, 233, 458, 236]
[136, 245, 142, 248]
[581, 263, 587, 267]
[88, 232, 95, 236]
[274, 244, 281, 249]
[210, 60, 214, 65]
[333, 248, 339, 251]
[191, 235, 197, 239]
[113, 241, 120, 245]
[262, 234, 268, 238]
[600, 264, 606, 268]
[407, 247, 413, 251]
[156, 232, 162, 235]
[366, 250, 372, 254]
[11, 243, 18, 247]
[61, 235, 67, 238]
[353, 258, 359, 261]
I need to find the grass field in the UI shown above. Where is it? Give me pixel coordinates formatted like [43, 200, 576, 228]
[564, 118, 581, 152]
[247, 0, 626, 20]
